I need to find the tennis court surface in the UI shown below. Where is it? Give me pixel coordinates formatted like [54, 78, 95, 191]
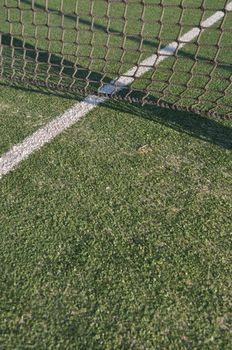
[0, 1, 232, 349]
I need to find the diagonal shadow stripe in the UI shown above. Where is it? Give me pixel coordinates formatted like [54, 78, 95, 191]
[0, 32, 112, 95]
[18, 0, 232, 75]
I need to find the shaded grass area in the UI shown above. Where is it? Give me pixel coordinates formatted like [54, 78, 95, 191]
[0, 77, 232, 159]
[0, 100, 232, 349]
[1, 0, 232, 116]
[0, 1, 232, 348]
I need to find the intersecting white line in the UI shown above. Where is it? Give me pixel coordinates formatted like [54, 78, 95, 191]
[1, 2, 232, 179]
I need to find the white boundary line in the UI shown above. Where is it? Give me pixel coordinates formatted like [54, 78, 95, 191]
[1, 2, 232, 179]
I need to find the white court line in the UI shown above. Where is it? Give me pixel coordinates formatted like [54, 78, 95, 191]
[1, 2, 232, 179]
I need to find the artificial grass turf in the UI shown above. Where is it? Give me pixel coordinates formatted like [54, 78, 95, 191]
[0, 100, 232, 349]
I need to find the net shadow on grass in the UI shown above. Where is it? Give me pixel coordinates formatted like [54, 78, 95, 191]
[0, 33, 113, 99]
[19, 0, 160, 52]
[0, 34, 232, 151]
[19, 0, 232, 77]
[1, 81, 231, 152]
[105, 99, 232, 151]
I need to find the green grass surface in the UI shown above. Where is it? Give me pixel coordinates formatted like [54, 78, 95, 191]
[0, 88, 232, 348]
[1, 0, 232, 115]
[0, 1, 232, 349]
[0, 83, 76, 154]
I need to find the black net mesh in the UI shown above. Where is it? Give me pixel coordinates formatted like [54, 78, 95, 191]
[1, 0, 232, 118]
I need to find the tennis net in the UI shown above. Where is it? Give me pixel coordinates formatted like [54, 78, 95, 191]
[1, 0, 232, 118]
